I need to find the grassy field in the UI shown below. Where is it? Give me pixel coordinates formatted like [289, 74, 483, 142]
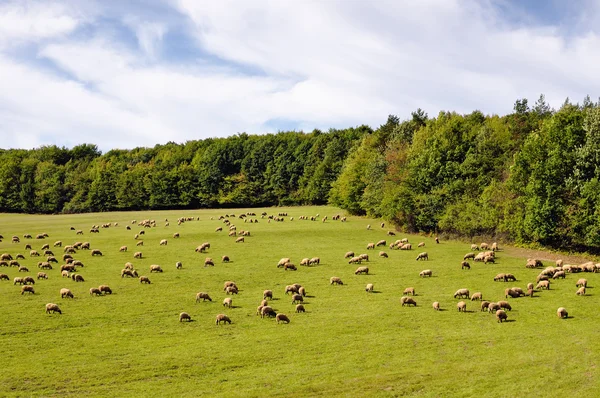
[0, 206, 599, 397]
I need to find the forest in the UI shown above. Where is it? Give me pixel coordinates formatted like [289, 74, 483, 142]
[2, 95, 600, 251]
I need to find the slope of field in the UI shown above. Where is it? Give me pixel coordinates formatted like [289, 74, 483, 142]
[0, 206, 599, 397]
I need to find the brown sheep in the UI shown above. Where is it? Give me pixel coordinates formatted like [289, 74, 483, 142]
[60, 288, 73, 298]
[260, 299, 268, 307]
[284, 263, 297, 271]
[72, 274, 85, 282]
[277, 258, 291, 268]
[99, 285, 112, 294]
[454, 289, 470, 299]
[222, 255, 230, 263]
[276, 313, 290, 324]
[505, 274, 517, 282]
[401, 297, 417, 306]
[195, 292, 212, 302]
[18, 266, 29, 273]
[576, 286, 586, 296]
[90, 287, 102, 296]
[160, 239, 168, 246]
[348, 256, 362, 265]
[470, 292, 482, 301]
[223, 281, 237, 290]
[284, 285, 299, 294]
[376, 240, 386, 247]
[535, 281, 550, 290]
[292, 294, 303, 304]
[419, 269, 432, 277]
[263, 290, 273, 300]
[46, 303, 61, 314]
[300, 258, 310, 266]
[526, 282, 534, 291]
[505, 288, 520, 298]
[432, 301, 440, 310]
[0, 273, 9, 281]
[557, 307, 568, 319]
[497, 301, 512, 311]
[119, 246, 127, 252]
[496, 309, 508, 323]
[41, 244, 50, 250]
[225, 286, 238, 295]
[379, 251, 388, 258]
[461, 261, 470, 270]
[91, 249, 102, 256]
[133, 252, 143, 259]
[418, 242, 425, 248]
[61, 270, 69, 278]
[179, 312, 192, 322]
[355, 266, 369, 275]
[416, 252, 428, 261]
[139, 276, 151, 284]
[121, 269, 138, 278]
[330, 277, 343, 285]
[576, 278, 587, 288]
[173, 233, 180, 238]
[457, 301, 467, 312]
[223, 297, 233, 308]
[403, 287, 415, 296]
[480, 301, 491, 311]
[13, 277, 24, 285]
[344, 251, 354, 259]
[216, 314, 232, 325]
[21, 285, 35, 294]
[488, 302, 501, 313]
[260, 306, 276, 318]
[23, 276, 35, 285]
[295, 304, 305, 313]
[366, 283, 374, 293]
[215, 227, 223, 232]
[494, 273, 506, 282]
[54, 241, 62, 247]
[30, 250, 40, 257]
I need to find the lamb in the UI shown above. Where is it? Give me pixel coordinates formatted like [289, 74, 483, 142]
[196, 292, 212, 302]
[344, 251, 354, 259]
[379, 251, 388, 258]
[576, 278, 587, 288]
[99, 285, 112, 294]
[416, 252, 428, 261]
[133, 252, 143, 259]
[457, 301, 467, 312]
[453, 289, 470, 299]
[139, 276, 151, 284]
[160, 239, 168, 246]
[419, 269, 432, 277]
[216, 314, 232, 325]
[432, 302, 440, 310]
[401, 297, 417, 306]
[366, 283, 374, 293]
[179, 312, 192, 322]
[355, 266, 369, 275]
[91, 249, 102, 256]
[557, 307, 568, 319]
[292, 294, 303, 304]
[263, 290, 273, 300]
[497, 301, 512, 311]
[576, 286, 586, 296]
[276, 313, 290, 324]
[60, 288, 73, 298]
[496, 309, 508, 323]
[535, 281, 550, 290]
[403, 287, 415, 296]
[461, 261, 470, 270]
[119, 246, 127, 252]
[46, 303, 62, 314]
[223, 298, 232, 308]
[296, 304, 305, 313]
[90, 287, 102, 296]
[480, 301, 491, 311]
[470, 292, 482, 301]
[330, 277, 343, 285]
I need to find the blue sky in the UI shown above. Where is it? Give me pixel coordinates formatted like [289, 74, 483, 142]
[0, 0, 599, 151]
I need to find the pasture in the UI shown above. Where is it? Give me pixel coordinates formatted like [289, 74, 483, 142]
[0, 206, 599, 397]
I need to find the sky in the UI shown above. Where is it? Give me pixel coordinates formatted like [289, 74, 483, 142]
[0, 0, 599, 152]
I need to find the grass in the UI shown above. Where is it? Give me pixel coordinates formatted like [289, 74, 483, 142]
[0, 206, 599, 397]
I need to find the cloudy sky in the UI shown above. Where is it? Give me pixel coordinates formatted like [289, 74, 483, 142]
[0, 0, 598, 151]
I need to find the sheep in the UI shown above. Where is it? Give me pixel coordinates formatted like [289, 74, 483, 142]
[179, 312, 192, 322]
[453, 289, 470, 299]
[176, 261, 182, 269]
[222, 255, 230, 263]
[263, 290, 273, 300]
[470, 292, 482, 301]
[461, 261, 470, 270]
[576, 286, 586, 296]
[457, 301, 467, 312]
[285, 285, 299, 294]
[223, 297, 233, 308]
[403, 287, 415, 296]
[309, 257, 320, 265]
[149, 264, 163, 273]
[173, 233, 179, 238]
[493, 273, 506, 282]
[0, 273, 9, 280]
[497, 301, 512, 311]
[276, 313, 290, 324]
[380, 222, 385, 228]
[535, 281, 550, 290]
[260, 306, 276, 318]
[376, 240, 386, 247]
[417, 242, 425, 248]
[552, 271, 565, 279]
[505, 274, 517, 282]
[81, 242, 91, 250]
[90, 287, 102, 296]
[298, 286, 306, 297]
[214, 314, 231, 325]
[226, 286, 238, 295]
[72, 274, 84, 282]
[491, 242, 499, 251]
[277, 258, 291, 268]
[419, 269, 433, 277]
[416, 252, 428, 261]
[15, 253, 25, 260]
[47, 256, 58, 264]
[355, 266, 369, 275]
[367, 243, 375, 250]
[366, 224, 371, 230]
[30, 250, 40, 257]
[401, 297, 417, 306]
[41, 243, 50, 250]
[296, 304, 305, 313]
[557, 307, 568, 319]
[139, 276, 151, 284]
[496, 309, 508, 323]
[12, 237, 20, 243]
[260, 299, 269, 307]
[480, 301, 491, 311]
[99, 285, 112, 294]
[400, 243, 412, 250]
[284, 263, 297, 271]
[121, 269, 138, 278]
[196, 292, 212, 302]
[224, 281, 237, 290]
[23, 276, 35, 285]
[536, 274, 549, 283]
[60, 288, 73, 298]
[90, 249, 102, 256]
[160, 239, 168, 246]
[366, 283, 374, 293]
[235, 237, 244, 243]
[387, 231, 395, 236]
[46, 303, 62, 314]
[526, 282, 534, 291]
[358, 254, 369, 262]
[576, 278, 588, 288]
[133, 252, 143, 259]
[488, 302, 501, 313]
[292, 294, 303, 304]
[379, 251, 388, 258]
[18, 266, 29, 273]
[330, 277, 343, 285]
[300, 258, 310, 266]
[348, 256, 362, 265]
[344, 251, 354, 259]
[62, 254, 73, 261]
[119, 246, 127, 252]
[526, 258, 543, 268]
[463, 253, 475, 260]
[124, 262, 134, 270]
[432, 301, 440, 310]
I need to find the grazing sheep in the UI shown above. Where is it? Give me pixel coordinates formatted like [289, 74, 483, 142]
[419, 269, 432, 277]
[18, 266, 29, 273]
[483, 255, 495, 264]
[379, 251, 388, 258]
[298, 286, 306, 297]
[504, 288, 519, 298]
[418, 242, 425, 248]
[216, 314, 232, 325]
[491, 242, 499, 251]
[432, 302, 440, 310]
[300, 258, 310, 266]
[284, 263, 297, 271]
[367, 243, 375, 250]
[526, 282, 534, 291]
[505, 274, 517, 282]
[90, 287, 102, 296]
[23, 276, 35, 285]
[260, 300, 269, 307]
[355, 266, 369, 275]
[535, 281, 550, 290]
[72, 274, 84, 282]
[195, 292, 212, 302]
[150, 264, 163, 273]
[61, 270, 69, 278]
[576, 286, 586, 296]
[133, 252, 143, 259]
[295, 304, 305, 313]
[173, 233, 179, 238]
[222, 255, 230, 263]
[60, 288, 73, 298]
[0, 273, 8, 281]
[498, 301, 512, 311]
[276, 313, 290, 324]
[480, 243, 489, 250]
[552, 271, 566, 279]
[30, 250, 40, 257]
[46, 303, 61, 314]
[139, 276, 151, 284]
[401, 297, 417, 306]
[381, 222, 385, 228]
[494, 273, 506, 282]
[387, 230, 395, 236]
[496, 309, 508, 323]
[285, 285, 299, 294]
[457, 301, 467, 312]
[41, 243, 50, 250]
[416, 252, 428, 261]
[225, 286, 238, 295]
[576, 278, 588, 288]
[291, 294, 303, 304]
[179, 312, 192, 322]
[348, 256, 362, 265]
[556, 259, 564, 267]
[470, 292, 482, 301]
[376, 240, 386, 247]
[224, 281, 237, 290]
[223, 298, 232, 308]
[260, 306, 276, 318]
[235, 237, 244, 243]
[121, 269, 138, 278]
[481, 301, 491, 311]
[309, 257, 320, 265]
[160, 239, 168, 246]
[403, 287, 415, 296]
[277, 258, 291, 268]
[344, 251, 355, 259]
[557, 307, 568, 319]
[461, 261, 470, 270]
[488, 303, 501, 313]
[453, 289, 470, 299]
[91, 249, 102, 256]
[263, 290, 273, 300]
[366, 283, 374, 293]
[358, 254, 369, 262]
[99, 285, 112, 294]
[119, 246, 127, 252]
[175, 261, 182, 269]
[330, 277, 343, 285]
[464, 253, 475, 260]
[526, 258, 543, 268]
[16, 254, 25, 260]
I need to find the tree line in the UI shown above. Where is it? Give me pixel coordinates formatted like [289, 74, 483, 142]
[2, 95, 600, 251]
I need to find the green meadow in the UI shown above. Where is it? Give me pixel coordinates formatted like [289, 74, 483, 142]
[0, 206, 599, 397]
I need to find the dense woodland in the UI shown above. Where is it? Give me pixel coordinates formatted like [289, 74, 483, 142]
[2, 95, 600, 251]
